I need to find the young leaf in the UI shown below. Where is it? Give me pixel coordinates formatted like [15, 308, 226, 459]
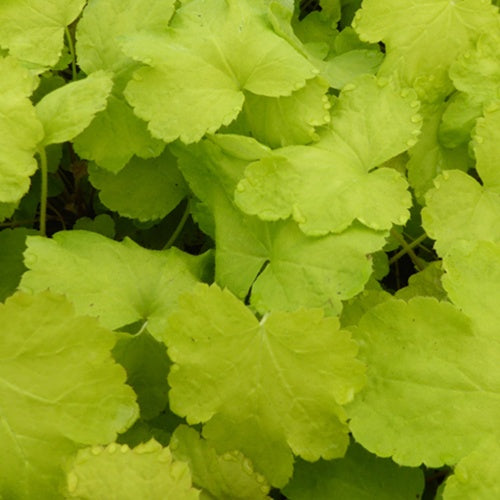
[164, 284, 366, 486]
[35, 71, 113, 147]
[235, 75, 419, 235]
[66, 440, 199, 499]
[0, 291, 139, 499]
[20, 231, 212, 338]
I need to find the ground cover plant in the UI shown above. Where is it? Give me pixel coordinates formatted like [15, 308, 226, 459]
[0, 0, 499, 498]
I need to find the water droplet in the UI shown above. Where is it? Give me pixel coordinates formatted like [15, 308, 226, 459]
[407, 138, 418, 148]
[411, 114, 423, 123]
[343, 83, 356, 92]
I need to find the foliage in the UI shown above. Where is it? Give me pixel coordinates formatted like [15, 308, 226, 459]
[0, 0, 499, 498]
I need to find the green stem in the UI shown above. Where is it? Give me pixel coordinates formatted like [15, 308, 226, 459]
[65, 26, 77, 80]
[389, 230, 427, 271]
[163, 202, 190, 249]
[38, 148, 48, 236]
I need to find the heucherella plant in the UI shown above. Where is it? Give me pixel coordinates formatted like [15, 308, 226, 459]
[0, 0, 499, 498]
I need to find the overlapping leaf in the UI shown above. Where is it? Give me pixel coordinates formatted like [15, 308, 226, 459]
[74, 0, 172, 170]
[175, 135, 387, 316]
[422, 106, 500, 255]
[0, 291, 138, 499]
[0, 0, 86, 69]
[88, 148, 188, 221]
[235, 75, 420, 235]
[164, 284, 366, 486]
[352, 0, 499, 101]
[170, 425, 271, 500]
[66, 440, 199, 499]
[35, 71, 113, 146]
[20, 230, 211, 338]
[347, 297, 500, 467]
[0, 56, 43, 204]
[122, 0, 318, 143]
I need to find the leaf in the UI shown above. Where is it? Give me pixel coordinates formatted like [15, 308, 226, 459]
[0, 0, 86, 69]
[235, 75, 419, 235]
[73, 214, 116, 238]
[352, 0, 499, 101]
[442, 440, 500, 500]
[0, 228, 37, 302]
[175, 137, 387, 316]
[442, 240, 500, 341]
[164, 284, 366, 486]
[283, 441, 424, 500]
[0, 56, 44, 204]
[0, 291, 139, 499]
[347, 297, 500, 467]
[20, 230, 212, 338]
[240, 77, 331, 148]
[88, 148, 188, 221]
[170, 425, 271, 500]
[35, 71, 113, 146]
[395, 261, 447, 302]
[422, 170, 500, 256]
[122, 0, 317, 143]
[73, 0, 172, 171]
[66, 440, 200, 499]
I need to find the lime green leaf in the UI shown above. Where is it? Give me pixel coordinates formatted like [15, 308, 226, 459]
[395, 261, 447, 302]
[422, 170, 500, 256]
[73, 0, 172, 171]
[0, 228, 37, 302]
[35, 71, 113, 147]
[443, 440, 500, 500]
[442, 240, 500, 340]
[73, 214, 116, 238]
[113, 330, 171, 420]
[20, 230, 211, 338]
[73, 93, 165, 172]
[241, 77, 331, 148]
[236, 75, 419, 235]
[0, 0, 86, 69]
[283, 441, 424, 500]
[88, 148, 188, 221]
[347, 297, 500, 467]
[175, 138, 387, 316]
[449, 29, 500, 103]
[322, 49, 383, 89]
[408, 104, 470, 203]
[171, 425, 271, 500]
[66, 440, 199, 499]
[0, 56, 44, 204]
[164, 284, 366, 486]
[472, 103, 500, 191]
[0, 291, 139, 499]
[352, 0, 499, 101]
[340, 289, 392, 329]
[123, 0, 317, 143]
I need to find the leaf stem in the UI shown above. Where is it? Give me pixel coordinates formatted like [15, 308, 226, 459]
[65, 26, 77, 80]
[38, 147, 48, 236]
[163, 201, 190, 249]
[389, 229, 427, 271]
